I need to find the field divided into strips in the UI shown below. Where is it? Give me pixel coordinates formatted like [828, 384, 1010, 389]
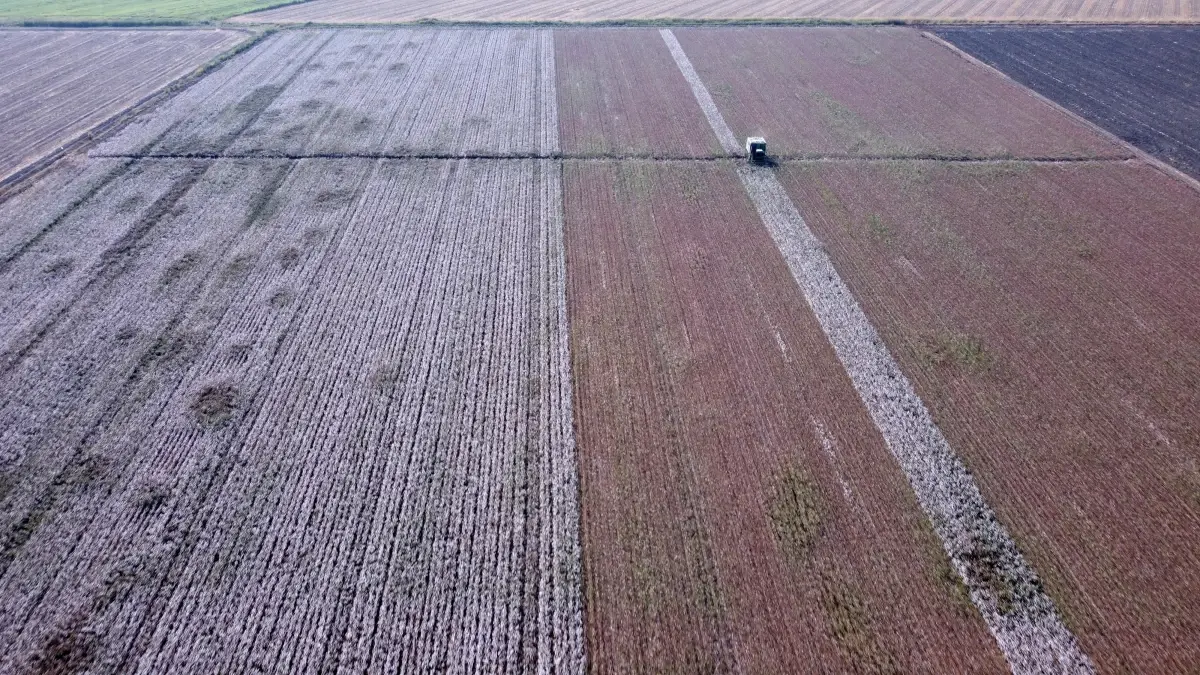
[0, 0, 309, 22]
[672, 27, 1127, 160]
[231, 0, 1200, 23]
[0, 29, 247, 183]
[937, 26, 1200, 181]
[564, 158, 1008, 673]
[654, 24, 1200, 672]
[0, 28, 582, 672]
[4, 21, 1199, 675]
[774, 159, 1200, 671]
[555, 29, 721, 158]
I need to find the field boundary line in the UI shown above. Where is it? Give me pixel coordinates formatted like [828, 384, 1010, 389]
[661, 27, 1095, 674]
[921, 30, 1200, 195]
[0, 27, 264, 204]
[88, 152, 1139, 163]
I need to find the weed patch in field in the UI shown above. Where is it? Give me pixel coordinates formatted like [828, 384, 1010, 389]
[268, 287, 293, 309]
[131, 479, 170, 512]
[866, 213, 891, 243]
[916, 330, 992, 371]
[820, 577, 899, 674]
[810, 91, 894, 156]
[277, 246, 300, 270]
[767, 466, 822, 559]
[42, 257, 75, 279]
[191, 382, 238, 426]
[28, 618, 98, 675]
[159, 251, 202, 288]
[220, 253, 255, 285]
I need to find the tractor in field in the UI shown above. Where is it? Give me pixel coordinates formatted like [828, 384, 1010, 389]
[746, 136, 767, 162]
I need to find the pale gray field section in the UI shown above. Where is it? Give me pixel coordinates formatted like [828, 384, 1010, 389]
[0, 29, 246, 182]
[0, 28, 581, 674]
[95, 29, 559, 159]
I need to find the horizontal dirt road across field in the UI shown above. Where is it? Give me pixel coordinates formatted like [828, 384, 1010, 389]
[0, 28, 248, 184]
[2, 23, 1199, 674]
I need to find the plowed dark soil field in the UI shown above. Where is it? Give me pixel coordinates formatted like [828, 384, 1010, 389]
[937, 26, 1200, 181]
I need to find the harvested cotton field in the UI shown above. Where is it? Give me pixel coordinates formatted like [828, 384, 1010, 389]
[96, 28, 559, 159]
[0, 28, 248, 183]
[0, 153, 583, 673]
[0, 27, 581, 673]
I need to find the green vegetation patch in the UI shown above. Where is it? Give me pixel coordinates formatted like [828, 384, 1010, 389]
[767, 466, 822, 559]
[0, 0, 307, 23]
[820, 578, 899, 673]
[916, 329, 992, 371]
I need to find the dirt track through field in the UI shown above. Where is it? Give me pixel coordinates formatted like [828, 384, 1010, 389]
[659, 27, 1092, 672]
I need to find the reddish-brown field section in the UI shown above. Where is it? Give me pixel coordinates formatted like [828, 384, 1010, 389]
[0, 28, 247, 181]
[777, 159, 1200, 672]
[564, 159, 1007, 673]
[234, 0, 1200, 23]
[554, 29, 720, 158]
[673, 27, 1128, 160]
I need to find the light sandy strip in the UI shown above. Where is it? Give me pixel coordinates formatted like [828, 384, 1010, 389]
[659, 29, 741, 156]
[660, 28, 1094, 674]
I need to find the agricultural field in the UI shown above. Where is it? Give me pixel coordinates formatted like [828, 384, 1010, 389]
[0, 0, 306, 23]
[564, 157, 1009, 673]
[0, 28, 581, 672]
[232, 0, 1200, 24]
[776, 158, 1200, 671]
[672, 27, 1127, 160]
[937, 26, 1200, 181]
[2, 21, 1200, 675]
[0, 28, 247, 184]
